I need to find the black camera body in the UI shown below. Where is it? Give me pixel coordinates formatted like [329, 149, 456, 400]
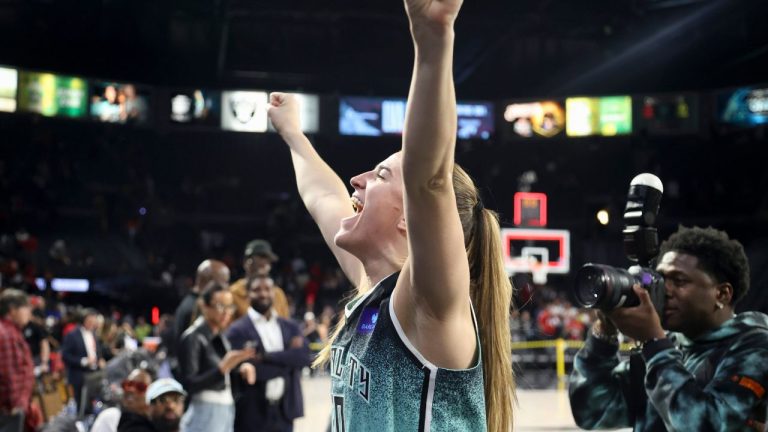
[573, 174, 667, 313]
[574, 264, 666, 314]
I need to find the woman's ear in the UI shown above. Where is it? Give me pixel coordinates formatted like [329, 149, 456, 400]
[397, 216, 407, 235]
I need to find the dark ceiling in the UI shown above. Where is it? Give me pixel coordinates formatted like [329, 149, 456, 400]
[1, 0, 766, 99]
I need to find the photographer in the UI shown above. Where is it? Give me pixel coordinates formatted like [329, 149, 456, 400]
[569, 226, 768, 431]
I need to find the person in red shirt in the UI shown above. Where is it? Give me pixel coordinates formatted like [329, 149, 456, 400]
[0, 288, 40, 432]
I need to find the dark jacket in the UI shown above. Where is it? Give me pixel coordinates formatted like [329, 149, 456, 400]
[225, 312, 311, 432]
[173, 292, 198, 352]
[179, 317, 231, 396]
[117, 411, 158, 432]
[569, 312, 768, 431]
[61, 326, 102, 388]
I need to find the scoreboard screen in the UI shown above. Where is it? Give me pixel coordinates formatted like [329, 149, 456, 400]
[340, 96, 494, 139]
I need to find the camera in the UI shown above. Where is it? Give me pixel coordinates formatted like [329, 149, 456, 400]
[572, 174, 666, 313]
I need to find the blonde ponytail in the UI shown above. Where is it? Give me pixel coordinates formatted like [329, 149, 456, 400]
[468, 208, 515, 432]
[452, 164, 515, 431]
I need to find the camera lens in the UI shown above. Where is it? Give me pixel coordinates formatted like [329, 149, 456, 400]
[574, 265, 606, 308]
[574, 264, 639, 311]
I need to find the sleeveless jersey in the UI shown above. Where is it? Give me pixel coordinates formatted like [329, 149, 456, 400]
[329, 272, 486, 432]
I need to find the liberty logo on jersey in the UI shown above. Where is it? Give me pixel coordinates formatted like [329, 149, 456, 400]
[331, 346, 345, 379]
[330, 347, 372, 403]
[357, 307, 379, 334]
[346, 353, 371, 402]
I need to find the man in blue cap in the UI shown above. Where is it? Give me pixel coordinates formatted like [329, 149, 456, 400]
[118, 378, 186, 432]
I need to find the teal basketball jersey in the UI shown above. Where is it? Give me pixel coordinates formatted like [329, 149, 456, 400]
[329, 272, 486, 432]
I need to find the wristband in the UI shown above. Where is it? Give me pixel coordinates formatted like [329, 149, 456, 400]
[641, 337, 674, 361]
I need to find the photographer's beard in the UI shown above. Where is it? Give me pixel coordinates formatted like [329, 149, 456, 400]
[151, 410, 181, 432]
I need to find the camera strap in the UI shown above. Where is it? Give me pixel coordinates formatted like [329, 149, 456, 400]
[625, 348, 648, 424]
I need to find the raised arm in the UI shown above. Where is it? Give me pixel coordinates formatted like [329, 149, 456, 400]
[267, 93, 365, 288]
[400, 0, 468, 318]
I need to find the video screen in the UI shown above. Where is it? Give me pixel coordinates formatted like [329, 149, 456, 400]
[35, 278, 90, 293]
[267, 93, 320, 134]
[90, 82, 151, 125]
[170, 89, 221, 126]
[566, 96, 632, 137]
[716, 87, 768, 127]
[456, 102, 494, 140]
[339, 96, 494, 139]
[637, 94, 699, 135]
[17, 72, 88, 118]
[339, 97, 387, 136]
[221, 91, 269, 132]
[0, 66, 17, 113]
[504, 101, 565, 138]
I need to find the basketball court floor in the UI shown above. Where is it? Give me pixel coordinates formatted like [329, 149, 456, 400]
[293, 375, 631, 432]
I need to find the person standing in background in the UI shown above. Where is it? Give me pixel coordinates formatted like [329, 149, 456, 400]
[61, 308, 105, 415]
[173, 260, 231, 354]
[229, 240, 289, 321]
[226, 275, 311, 432]
[0, 289, 42, 432]
[23, 305, 51, 375]
[179, 283, 256, 432]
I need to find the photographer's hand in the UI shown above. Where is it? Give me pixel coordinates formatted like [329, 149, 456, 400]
[746, 418, 764, 431]
[607, 285, 666, 343]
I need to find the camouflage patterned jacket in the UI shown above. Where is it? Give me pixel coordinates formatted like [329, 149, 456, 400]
[569, 312, 768, 431]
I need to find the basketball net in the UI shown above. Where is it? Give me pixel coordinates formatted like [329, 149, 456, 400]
[530, 259, 548, 285]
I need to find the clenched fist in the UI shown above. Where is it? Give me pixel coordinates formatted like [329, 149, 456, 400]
[267, 92, 302, 136]
[404, 0, 463, 31]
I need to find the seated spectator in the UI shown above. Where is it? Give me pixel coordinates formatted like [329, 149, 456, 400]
[118, 378, 186, 432]
[91, 369, 153, 432]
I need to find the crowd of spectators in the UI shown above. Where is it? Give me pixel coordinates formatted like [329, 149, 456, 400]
[2, 107, 768, 431]
[511, 285, 592, 343]
[0, 271, 333, 432]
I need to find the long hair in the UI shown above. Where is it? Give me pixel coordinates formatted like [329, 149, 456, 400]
[313, 164, 515, 431]
[313, 281, 370, 368]
[454, 165, 515, 432]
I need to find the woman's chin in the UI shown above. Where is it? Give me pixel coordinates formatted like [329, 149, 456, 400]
[334, 229, 355, 252]
[336, 229, 371, 260]
[336, 214, 361, 248]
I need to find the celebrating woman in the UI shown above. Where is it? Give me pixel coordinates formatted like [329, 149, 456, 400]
[268, 1, 514, 430]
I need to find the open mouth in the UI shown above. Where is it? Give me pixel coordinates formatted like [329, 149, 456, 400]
[351, 195, 364, 214]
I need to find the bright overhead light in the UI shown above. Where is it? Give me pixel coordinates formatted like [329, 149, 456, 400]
[597, 209, 610, 226]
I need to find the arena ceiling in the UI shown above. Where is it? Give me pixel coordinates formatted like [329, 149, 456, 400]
[1, 0, 766, 98]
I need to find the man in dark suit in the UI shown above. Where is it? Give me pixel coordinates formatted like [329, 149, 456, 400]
[226, 275, 311, 432]
[61, 308, 104, 415]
